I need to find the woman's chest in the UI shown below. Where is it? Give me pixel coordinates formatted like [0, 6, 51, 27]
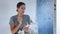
[13, 16, 28, 26]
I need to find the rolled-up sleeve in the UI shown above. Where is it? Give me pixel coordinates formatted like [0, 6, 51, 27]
[9, 16, 14, 24]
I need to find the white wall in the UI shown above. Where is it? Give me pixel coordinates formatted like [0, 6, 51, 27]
[0, 0, 37, 34]
[57, 0, 60, 34]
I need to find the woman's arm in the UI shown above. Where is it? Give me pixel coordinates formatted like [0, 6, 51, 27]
[10, 22, 20, 34]
[10, 16, 22, 34]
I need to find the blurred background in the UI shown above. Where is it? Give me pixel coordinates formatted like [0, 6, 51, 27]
[37, 0, 55, 34]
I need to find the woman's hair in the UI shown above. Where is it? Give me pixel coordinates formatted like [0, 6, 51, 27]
[16, 2, 25, 11]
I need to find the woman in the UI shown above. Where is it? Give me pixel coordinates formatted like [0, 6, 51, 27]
[9, 2, 30, 34]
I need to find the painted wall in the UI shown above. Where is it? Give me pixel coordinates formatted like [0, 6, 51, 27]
[37, 0, 54, 34]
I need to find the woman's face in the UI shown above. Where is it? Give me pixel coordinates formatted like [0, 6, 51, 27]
[17, 5, 26, 14]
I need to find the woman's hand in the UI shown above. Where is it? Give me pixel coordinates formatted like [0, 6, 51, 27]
[10, 16, 22, 34]
[18, 15, 22, 24]
[23, 26, 29, 32]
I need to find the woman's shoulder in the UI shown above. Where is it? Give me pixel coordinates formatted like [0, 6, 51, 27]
[23, 14, 30, 17]
[10, 15, 17, 19]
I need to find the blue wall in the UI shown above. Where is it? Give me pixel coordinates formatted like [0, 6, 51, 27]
[37, 0, 54, 34]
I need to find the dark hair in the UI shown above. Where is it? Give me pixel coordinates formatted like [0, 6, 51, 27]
[16, 2, 25, 11]
[17, 2, 25, 8]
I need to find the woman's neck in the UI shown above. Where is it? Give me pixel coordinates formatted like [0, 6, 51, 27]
[18, 13, 23, 17]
